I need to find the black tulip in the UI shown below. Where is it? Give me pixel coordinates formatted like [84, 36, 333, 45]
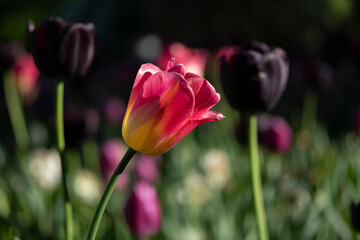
[220, 41, 289, 113]
[27, 17, 96, 79]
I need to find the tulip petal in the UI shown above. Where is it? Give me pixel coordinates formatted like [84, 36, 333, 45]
[128, 63, 162, 105]
[263, 49, 289, 109]
[134, 63, 162, 89]
[148, 110, 224, 155]
[185, 74, 221, 118]
[59, 23, 95, 77]
[123, 71, 194, 153]
[168, 64, 186, 76]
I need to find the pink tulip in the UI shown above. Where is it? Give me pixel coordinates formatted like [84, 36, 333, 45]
[124, 181, 162, 237]
[157, 42, 209, 77]
[122, 59, 224, 155]
[99, 139, 129, 190]
[13, 54, 39, 97]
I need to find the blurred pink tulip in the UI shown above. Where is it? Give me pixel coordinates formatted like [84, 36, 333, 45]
[259, 115, 292, 154]
[124, 181, 162, 237]
[157, 42, 209, 77]
[13, 54, 39, 97]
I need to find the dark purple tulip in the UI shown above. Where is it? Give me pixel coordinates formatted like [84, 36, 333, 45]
[99, 139, 129, 190]
[219, 41, 289, 113]
[124, 181, 162, 238]
[134, 155, 160, 183]
[27, 17, 95, 79]
[259, 115, 292, 154]
[351, 202, 360, 231]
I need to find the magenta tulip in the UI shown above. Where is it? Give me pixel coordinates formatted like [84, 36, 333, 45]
[124, 181, 162, 237]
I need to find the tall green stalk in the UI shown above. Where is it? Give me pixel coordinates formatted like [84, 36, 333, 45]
[3, 71, 30, 152]
[248, 115, 269, 240]
[56, 80, 73, 240]
[87, 147, 137, 240]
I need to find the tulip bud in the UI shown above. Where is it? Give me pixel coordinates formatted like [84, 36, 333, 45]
[27, 17, 96, 79]
[124, 181, 162, 237]
[219, 41, 289, 113]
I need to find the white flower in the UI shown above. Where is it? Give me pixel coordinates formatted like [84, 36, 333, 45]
[183, 171, 211, 206]
[200, 149, 231, 189]
[29, 148, 61, 190]
[73, 169, 102, 205]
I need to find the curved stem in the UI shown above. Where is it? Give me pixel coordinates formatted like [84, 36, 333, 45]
[87, 147, 137, 240]
[248, 115, 269, 240]
[56, 81, 73, 240]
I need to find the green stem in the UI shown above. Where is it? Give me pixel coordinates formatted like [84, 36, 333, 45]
[248, 115, 269, 240]
[3, 70, 30, 152]
[87, 147, 137, 240]
[56, 81, 73, 240]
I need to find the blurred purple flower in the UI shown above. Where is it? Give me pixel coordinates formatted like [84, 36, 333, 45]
[236, 115, 292, 154]
[124, 181, 162, 238]
[103, 97, 126, 124]
[259, 115, 292, 154]
[134, 155, 160, 183]
[99, 139, 129, 190]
